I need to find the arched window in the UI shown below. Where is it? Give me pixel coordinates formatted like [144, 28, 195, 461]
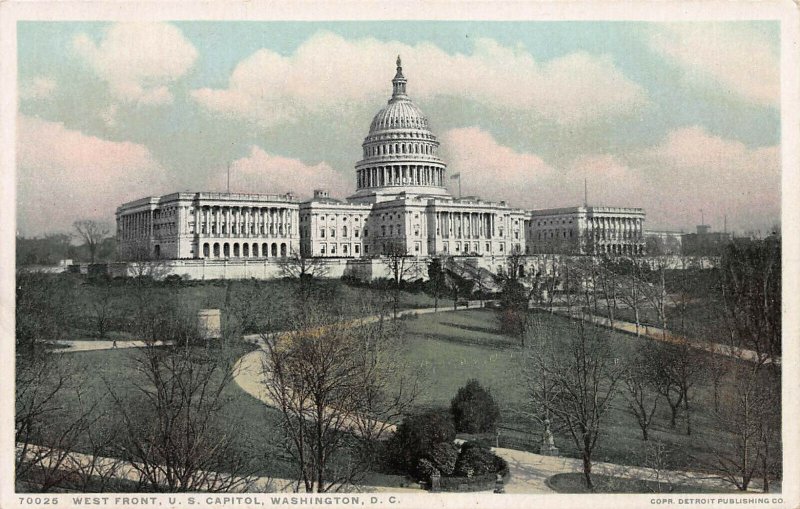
[252, 243, 259, 257]
[243, 243, 249, 257]
[203, 243, 210, 258]
[262, 243, 268, 257]
[223, 243, 230, 257]
[213, 243, 220, 257]
[233, 243, 240, 257]
[281, 243, 287, 257]
[271, 243, 278, 257]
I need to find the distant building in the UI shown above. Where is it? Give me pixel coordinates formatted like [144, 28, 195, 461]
[643, 230, 685, 255]
[682, 224, 732, 256]
[526, 206, 646, 256]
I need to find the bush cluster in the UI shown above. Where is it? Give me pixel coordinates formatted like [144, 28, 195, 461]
[387, 409, 456, 476]
[453, 441, 506, 477]
[450, 379, 500, 434]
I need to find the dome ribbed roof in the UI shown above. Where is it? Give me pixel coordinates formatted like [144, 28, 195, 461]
[369, 100, 429, 132]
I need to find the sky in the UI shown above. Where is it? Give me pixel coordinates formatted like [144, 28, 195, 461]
[16, 20, 781, 237]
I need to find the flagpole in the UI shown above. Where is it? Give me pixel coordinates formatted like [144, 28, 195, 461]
[227, 163, 231, 194]
[458, 174, 462, 199]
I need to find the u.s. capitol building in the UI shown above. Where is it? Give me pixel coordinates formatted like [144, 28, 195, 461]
[116, 57, 645, 277]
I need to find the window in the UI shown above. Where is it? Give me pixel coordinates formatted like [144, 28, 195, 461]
[320, 228, 325, 238]
[364, 228, 368, 237]
[320, 244, 326, 255]
[355, 229, 360, 238]
[330, 227, 336, 238]
[381, 225, 386, 236]
[342, 226, 348, 237]
[364, 245, 369, 254]
[355, 245, 360, 254]
[343, 245, 348, 254]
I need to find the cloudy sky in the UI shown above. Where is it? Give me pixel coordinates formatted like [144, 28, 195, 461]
[17, 21, 780, 237]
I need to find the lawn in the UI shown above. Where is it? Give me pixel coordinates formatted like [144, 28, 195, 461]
[21, 303, 772, 490]
[396, 308, 767, 474]
[23, 344, 406, 488]
[24, 274, 454, 341]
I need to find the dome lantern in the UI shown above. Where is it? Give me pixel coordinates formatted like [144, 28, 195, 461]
[391, 55, 408, 100]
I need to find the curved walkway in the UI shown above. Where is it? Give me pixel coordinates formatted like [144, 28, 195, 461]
[233, 305, 742, 494]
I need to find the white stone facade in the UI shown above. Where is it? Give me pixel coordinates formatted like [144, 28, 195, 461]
[526, 206, 646, 256]
[117, 192, 299, 261]
[116, 57, 645, 269]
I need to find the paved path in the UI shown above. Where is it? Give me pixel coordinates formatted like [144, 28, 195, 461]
[51, 340, 170, 354]
[535, 305, 778, 365]
[16, 443, 419, 493]
[490, 446, 738, 493]
[47, 301, 748, 493]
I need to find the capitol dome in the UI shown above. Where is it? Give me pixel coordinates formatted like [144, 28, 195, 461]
[350, 56, 450, 201]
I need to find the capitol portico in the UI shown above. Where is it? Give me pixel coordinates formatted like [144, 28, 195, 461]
[116, 56, 644, 276]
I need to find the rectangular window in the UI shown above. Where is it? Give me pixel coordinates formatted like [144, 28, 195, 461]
[355, 245, 360, 254]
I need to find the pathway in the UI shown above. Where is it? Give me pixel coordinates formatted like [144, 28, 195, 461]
[534, 305, 778, 365]
[50, 340, 170, 354]
[16, 443, 419, 493]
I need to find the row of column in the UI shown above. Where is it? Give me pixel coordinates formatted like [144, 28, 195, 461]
[364, 141, 436, 158]
[119, 210, 153, 241]
[357, 165, 444, 189]
[194, 205, 297, 238]
[435, 211, 502, 239]
[587, 216, 643, 240]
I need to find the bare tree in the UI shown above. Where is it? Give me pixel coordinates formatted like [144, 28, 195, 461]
[74, 219, 110, 263]
[260, 303, 418, 492]
[427, 257, 446, 311]
[383, 241, 421, 318]
[15, 352, 98, 491]
[527, 317, 623, 490]
[645, 340, 703, 435]
[720, 237, 781, 362]
[279, 248, 330, 280]
[615, 257, 648, 337]
[107, 330, 254, 492]
[622, 351, 659, 441]
[703, 364, 780, 491]
[642, 257, 670, 340]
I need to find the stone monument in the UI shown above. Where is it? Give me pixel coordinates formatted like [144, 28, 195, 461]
[539, 418, 560, 456]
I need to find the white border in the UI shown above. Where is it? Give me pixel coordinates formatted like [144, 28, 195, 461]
[1, 2, 797, 509]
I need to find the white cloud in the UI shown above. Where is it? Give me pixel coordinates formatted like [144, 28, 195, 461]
[192, 31, 647, 127]
[443, 126, 779, 232]
[17, 115, 170, 235]
[206, 146, 350, 200]
[647, 23, 779, 107]
[441, 127, 556, 207]
[73, 23, 198, 105]
[20, 76, 57, 101]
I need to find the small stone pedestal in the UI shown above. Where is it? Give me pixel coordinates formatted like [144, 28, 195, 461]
[197, 309, 222, 341]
